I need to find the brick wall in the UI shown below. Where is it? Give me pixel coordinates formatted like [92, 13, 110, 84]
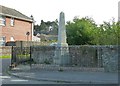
[2, 17, 32, 42]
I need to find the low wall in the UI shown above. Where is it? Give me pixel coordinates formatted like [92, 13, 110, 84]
[31, 46, 101, 67]
[31, 46, 55, 64]
[101, 45, 118, 72]
[69, 46, 99, 67]
[31, 45, 118, 72]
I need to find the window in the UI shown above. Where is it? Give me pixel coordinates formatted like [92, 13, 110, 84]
[0, 16, 6, 26]
[10, 18, 14, 26]
[10, 36, 15, 41]
[0, 36, 6, 46]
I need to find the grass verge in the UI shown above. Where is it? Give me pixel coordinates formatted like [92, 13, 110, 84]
[0, 55, 11, 59]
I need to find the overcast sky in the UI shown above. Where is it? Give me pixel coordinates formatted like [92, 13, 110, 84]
[1, 0, 119, 24]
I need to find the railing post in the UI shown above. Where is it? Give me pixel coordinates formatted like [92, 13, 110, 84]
[11, 46, 13, 65]
[30, 46, 32, 68]
[11, 46, 16, 64]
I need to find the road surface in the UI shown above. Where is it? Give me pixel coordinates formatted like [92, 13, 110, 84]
[0, 58, 58, 85]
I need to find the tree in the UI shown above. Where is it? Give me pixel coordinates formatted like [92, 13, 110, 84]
[34, 24, 40, 35]
[34, 20, 58, 35]
[95, 20, 120, 45]
[66, 17, 97, 45]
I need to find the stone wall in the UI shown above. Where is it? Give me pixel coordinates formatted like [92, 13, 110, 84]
[31, 46, 101, 67]
[69, 46, 98, 67]
[31, 45, 118, 72]
[31, 46, 55, 64]
[100, 45, 118, 72]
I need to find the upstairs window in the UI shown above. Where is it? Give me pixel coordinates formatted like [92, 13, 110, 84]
[0, 16, 6, 26]
[10, 36, 15, 41]
[10, 18, 14, 26]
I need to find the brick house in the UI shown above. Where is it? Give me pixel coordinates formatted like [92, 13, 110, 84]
[0, 5, 34, 45]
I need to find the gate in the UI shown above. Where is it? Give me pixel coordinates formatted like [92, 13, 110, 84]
[11, 46, 32, 66]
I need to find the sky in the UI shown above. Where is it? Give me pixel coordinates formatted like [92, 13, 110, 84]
[1, 0, 120, 25]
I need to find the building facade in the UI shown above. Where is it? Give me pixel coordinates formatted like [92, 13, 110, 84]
[0, 5, 33, 45]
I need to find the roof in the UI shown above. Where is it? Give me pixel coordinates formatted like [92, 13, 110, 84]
[0, 5, 33, 22]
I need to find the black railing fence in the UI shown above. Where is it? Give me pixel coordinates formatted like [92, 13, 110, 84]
[11, 46, 31, 65]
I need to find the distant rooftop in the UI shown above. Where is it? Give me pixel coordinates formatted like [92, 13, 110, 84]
[0, 5, 33, 22]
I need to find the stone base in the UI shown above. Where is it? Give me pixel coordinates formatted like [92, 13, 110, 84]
[56, 43, 68, 47]
[53, 46, 71, 66]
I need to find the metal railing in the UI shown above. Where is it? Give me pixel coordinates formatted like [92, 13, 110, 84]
[11, 46, 31, 65]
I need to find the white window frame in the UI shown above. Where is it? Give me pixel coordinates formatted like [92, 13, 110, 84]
[10, 18, 14, 26]
[10, 36, 15, 41]
[0, 16, 6, 26]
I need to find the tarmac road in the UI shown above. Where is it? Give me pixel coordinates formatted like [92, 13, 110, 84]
[0, 59, 58, 85]
[0, 58, 11, 75]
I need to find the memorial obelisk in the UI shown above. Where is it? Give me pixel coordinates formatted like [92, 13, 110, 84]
[57, 12, 68, 47]
[54, 12, 70, 66]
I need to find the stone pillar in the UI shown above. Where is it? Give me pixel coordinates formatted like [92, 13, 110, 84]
[54, 12, 70, 66]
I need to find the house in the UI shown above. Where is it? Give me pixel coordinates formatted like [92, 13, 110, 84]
[0, 5, 34, 46]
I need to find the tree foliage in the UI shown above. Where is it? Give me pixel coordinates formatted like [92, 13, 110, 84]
[66, 17, 97, 45]
[93, 21, 120, 45]
[66, 17, 119, 45]
[34, 19, 58, 35]
[34, 17, 119, 45]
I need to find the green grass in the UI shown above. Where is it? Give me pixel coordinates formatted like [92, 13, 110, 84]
[17, 54, 30, 58]
[0, 55, 11, 59]
[0, 54, 30, 59]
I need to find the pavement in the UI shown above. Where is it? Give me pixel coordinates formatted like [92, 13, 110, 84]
[7, 65, 119, 84]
